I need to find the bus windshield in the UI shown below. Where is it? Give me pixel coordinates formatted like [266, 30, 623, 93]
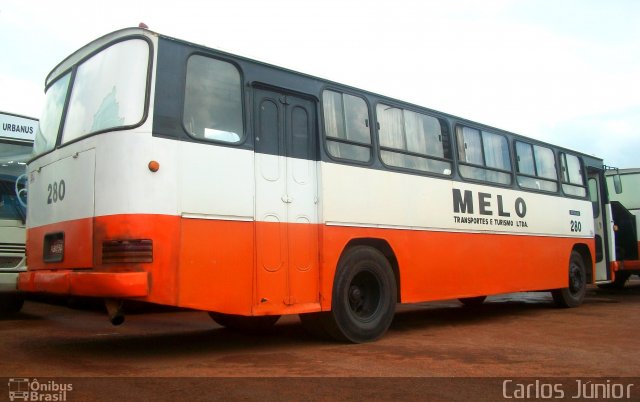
[0, 176, 25, 221]
[0, 142, 31, 221]
[34, 38, 150, 156]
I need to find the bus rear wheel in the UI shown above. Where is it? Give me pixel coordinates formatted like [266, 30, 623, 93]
[323, 246, 397, 343]
[208, 312, 280, 331]
[552, 251, 587, 308]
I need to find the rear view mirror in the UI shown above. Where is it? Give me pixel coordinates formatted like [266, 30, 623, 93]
[613, 174, 623, 194]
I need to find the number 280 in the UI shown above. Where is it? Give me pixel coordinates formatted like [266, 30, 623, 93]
[47, 180, 66, 204]
[570, 220, 582, 232]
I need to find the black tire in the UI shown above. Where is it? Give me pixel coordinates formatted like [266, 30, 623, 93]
[459, 296, 487, 307]
[0, 294, 24, 316]
[208, 312, 280, 331]
[323, 246, 397, 343]
[552, 251, 587, 308]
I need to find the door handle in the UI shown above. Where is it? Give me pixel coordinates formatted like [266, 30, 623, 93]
[281, 195, 292, 203]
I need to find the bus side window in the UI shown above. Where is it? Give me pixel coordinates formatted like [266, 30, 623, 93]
[515, 141, 558, 192]
[322, 90, 372, 163]
[183, 55, 244, 144]
[560, 153, 587, 197]
[377, 105, 452, 175]
[456, 126, 511, 185]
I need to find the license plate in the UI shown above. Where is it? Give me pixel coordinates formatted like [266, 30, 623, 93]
[44, 233, 64, 262]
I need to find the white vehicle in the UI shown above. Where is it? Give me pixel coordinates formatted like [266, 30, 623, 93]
[594, 168, 640, 288]
[0, 112, 35, 315]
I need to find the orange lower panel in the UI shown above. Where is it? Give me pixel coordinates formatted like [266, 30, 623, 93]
[18, 271, 148, 297]
[614, 259, 640, 272]
[24, 214, 180, 306]
[24, 214, 594, 316]
[320, 226, 594, 309]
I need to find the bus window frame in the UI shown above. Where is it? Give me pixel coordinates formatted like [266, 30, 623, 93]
[559, 152, 588, 199]
[454, 124, 514, 187]
[375, 102, 453, 178]
[514, 140, 560, 195]
[181, 52, 247, 146]
[30, 35, 154, 163]
[320, 86, 374, 166]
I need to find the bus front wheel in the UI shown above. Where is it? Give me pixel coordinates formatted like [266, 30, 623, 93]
[552, 251, 587, 308]
[324, 246, 397, 343]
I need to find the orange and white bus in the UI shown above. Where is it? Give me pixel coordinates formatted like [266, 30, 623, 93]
[19, 27, 608, 342]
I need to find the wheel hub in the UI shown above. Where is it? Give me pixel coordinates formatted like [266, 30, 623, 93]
[569, 264, 584, 294]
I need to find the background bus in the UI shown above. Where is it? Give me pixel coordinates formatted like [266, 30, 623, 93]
[0, 111, 35, 315]
[20, 27, 604, 342]
[596, 168, 640, 288]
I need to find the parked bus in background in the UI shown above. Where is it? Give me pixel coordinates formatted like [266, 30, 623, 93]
[0, 111, 35, 315]
[19, 27, 611, 342]
[592, 168, 640, 288]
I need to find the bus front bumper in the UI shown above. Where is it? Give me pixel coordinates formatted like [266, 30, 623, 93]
[0, 272, 20, 293]
[18, 271, 149, 298]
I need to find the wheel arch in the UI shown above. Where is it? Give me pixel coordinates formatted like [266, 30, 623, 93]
[572, 243, 593, 284]
[340, 238, 401, 302]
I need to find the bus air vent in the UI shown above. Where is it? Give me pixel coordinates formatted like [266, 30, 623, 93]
[102, 239, 153, 264]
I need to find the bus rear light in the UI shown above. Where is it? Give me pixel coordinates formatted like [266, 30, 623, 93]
[148, 160, 160, 172]
[102, 239, 153, 264]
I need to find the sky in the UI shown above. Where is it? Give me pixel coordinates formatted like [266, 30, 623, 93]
[1, 0, 639, 167]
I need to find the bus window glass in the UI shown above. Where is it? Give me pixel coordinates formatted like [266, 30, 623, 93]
[343, 94, 370, 144]
[378, 105, 405, 149]
[515, 141, 558, 192]
[457, 126, 510, 184]
[323, 90, 371, 162]
[421, 114, 445, 158]
[456, 126, 482, 165]
[34, 73, 71, 155]
[534, 146, 557, 180]
[184, 55, 243, 143]
[565, 154, 583, 185]
[482, 131, 511, 171]
[378, 105, 450, 175]
[561, 153, 586, 197]
[404, 110, 443, 157]
[323, 90, 346, 139]
[516, 141, 535, 175]
[0, 178, 24, 221]
[63, 39, 149, 144]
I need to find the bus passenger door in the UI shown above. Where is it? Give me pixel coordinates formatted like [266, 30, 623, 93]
[588, 170, 613, 282]
[253, 87, 319, 312]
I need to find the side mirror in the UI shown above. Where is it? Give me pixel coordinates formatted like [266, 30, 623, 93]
[613, 174, 623, 194]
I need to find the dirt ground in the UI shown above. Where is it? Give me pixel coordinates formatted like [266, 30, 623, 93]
[1, 280, 639, 401]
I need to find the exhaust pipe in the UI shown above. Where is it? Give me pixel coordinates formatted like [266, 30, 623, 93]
[105, 299, 125, 326]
